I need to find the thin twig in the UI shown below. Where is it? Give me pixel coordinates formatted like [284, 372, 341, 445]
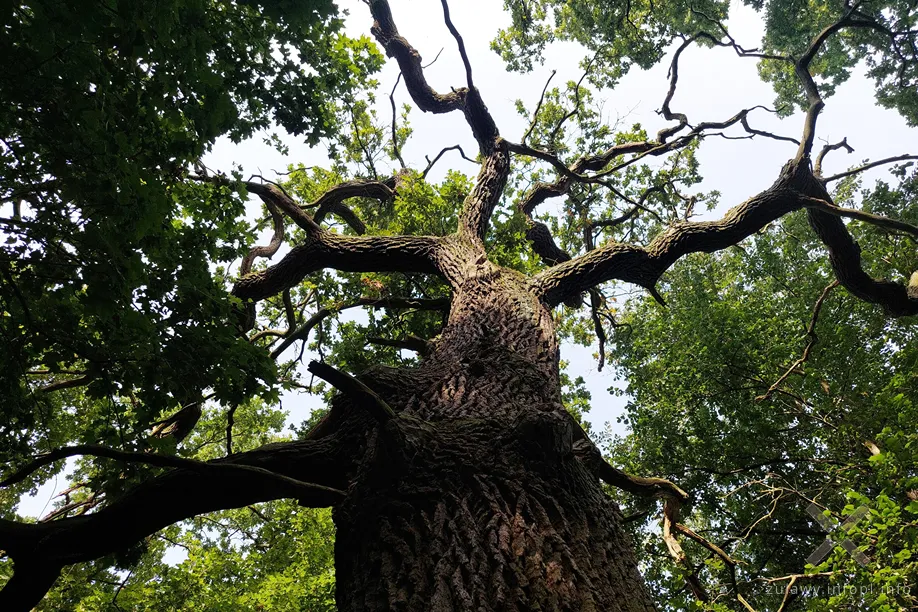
[757, 281, 839, 401]
[389, 72, 406, 169]
[522, 70, 556, 145]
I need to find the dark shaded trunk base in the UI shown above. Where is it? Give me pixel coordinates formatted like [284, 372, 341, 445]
[334, 413, 655, 612]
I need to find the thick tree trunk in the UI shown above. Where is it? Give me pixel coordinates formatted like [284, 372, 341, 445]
[331, 265, 655, 611]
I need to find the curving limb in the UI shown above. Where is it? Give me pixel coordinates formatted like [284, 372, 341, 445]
[529, 186, 809, 306]
[232, 233, 446, 303]
[310, 177, 397, 234]
[814, 138, 854, 176]
[422, 144, 478, 179]
[367, 0, 498, 154]
[800, 195, 918, 240]
[528, 161, 918, 316]
[790, 2, 916, 161]
[367, 0, 509, 245]
[0, 434, 355, 611]
[240, 196, 285, 276]
[822, 153, 918, 184]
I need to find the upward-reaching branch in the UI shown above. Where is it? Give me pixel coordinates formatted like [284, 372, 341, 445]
[368, 0, 508, 245]
[368, 0, 498, 154]
[792, 2, 896, 160]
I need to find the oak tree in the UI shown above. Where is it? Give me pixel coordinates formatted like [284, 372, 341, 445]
[1, 0, 917, 610]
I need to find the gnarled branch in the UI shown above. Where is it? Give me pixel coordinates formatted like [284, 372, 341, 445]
[368, 0, 498, 154]
[528, 161, 918, 317]
[232, 233, 445, 303]
[0, 435, 353, 611]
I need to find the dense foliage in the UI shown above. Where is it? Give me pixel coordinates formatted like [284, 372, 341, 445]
[607, 169, 918, 610]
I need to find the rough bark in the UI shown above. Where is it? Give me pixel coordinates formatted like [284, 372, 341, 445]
[1, 257, 657, 612]
[330, 264, 655, 611]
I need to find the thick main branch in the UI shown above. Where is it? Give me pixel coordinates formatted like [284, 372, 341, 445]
[232, 233, 445, 303]
[0, 434, 354, 611]
[529, 162, 918, 317]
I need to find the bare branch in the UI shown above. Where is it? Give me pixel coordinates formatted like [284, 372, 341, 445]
[739, 114, 800, 145]
[793, 2, 882, 160]
[526, 221, 572, 266]
[422, 144, 478, 179]
[307, 361, 396, 423]
[673, 522, 738, 568]
[547, 55, 597, 146]
[522, 69, 556, 145]
[657, 35, 698, 142]
[588, 289, 606, 370]
[439, 0, 474, 90]
[822, 153, 918, 183]
[388, 73, 406, 169]
[508, 106, 787, 196]
[814, 138, 854, 176]
[572, 437, 688, 503]
[368, 0, 498, 153]
[662, 499, 710, 603]
[240, 196, 285, 276]
[756, 280, 838, 401]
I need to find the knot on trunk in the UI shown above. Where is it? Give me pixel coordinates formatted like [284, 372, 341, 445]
[512, 410, 574, 463]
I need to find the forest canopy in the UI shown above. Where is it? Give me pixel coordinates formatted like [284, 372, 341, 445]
[1, 0, 917, 610]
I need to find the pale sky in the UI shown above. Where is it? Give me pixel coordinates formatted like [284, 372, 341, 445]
[19, 0, 918, 516]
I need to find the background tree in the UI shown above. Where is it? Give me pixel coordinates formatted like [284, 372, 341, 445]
[1, 0, 917, 610]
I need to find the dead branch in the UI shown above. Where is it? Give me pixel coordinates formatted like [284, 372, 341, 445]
[522, 70, 556, 144]
[422, 144, 478, 178]
[307, 361, 396, 423]
[757, 281, 839, 401]
[822, 153, 918, 184]
[814, 138, 854, 176]
[389, 72, 406, 169]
